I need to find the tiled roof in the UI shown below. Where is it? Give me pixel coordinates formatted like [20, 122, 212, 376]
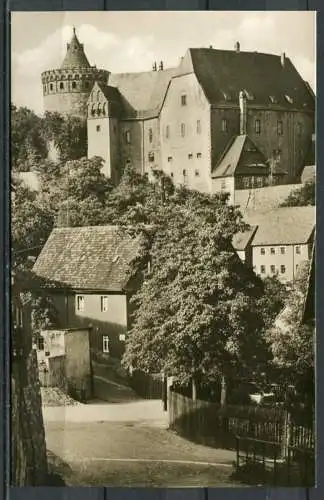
[33, 226, 143, 291]
[109, 67, 178, 119]
[61, 29, 91, 69]
[246, 206, 315, 246]
[232, 226, 258, 250]
[212, 135, 268, 178]
[189, 48, 314, 110]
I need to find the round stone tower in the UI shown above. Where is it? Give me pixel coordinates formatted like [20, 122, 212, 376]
[41, 27, 110, 120]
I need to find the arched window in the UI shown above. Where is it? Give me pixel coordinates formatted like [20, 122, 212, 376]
[72, 81, 77, 89]
[50, 83, 53, 91]
[97, 90, 101, 101]
[102, 103, 107, 116]
[91, 105, 96, 117]
[125, 130, 131, 144]
[60, 82, 64, 90]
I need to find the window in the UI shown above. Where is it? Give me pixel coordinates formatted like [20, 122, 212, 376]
[270, 265, 276, 274]
[280, 246, 285, 254]
[188, 153, 193, 159]
[165, 125, 170, 138]
[221, 118, 228, 132]
[167, 156, 173, 162]
[72, 81, 77, 89]
[100, 296, 108, 312]
[297, 122, 302, 135]
[296, 246, 301, 254]
[196, 120, 201, 134]
[148, 151, 155, 162]
[280, 265, 286, 274]
[197, 152, 202, 159]
[60, 82, 64, 89]
[37, 336, 44, 351]
[96, 125, 101, 132]
[277, 120, 283, 136]
[125, 130, 131, 144]
[170, 172, 174, 178]
[221, 179, 226, 190]
[181, 123, 186, 137]
[255, 119, 261, 134]
[50, 83, 53, 91]
[148, 128, 153, 143]
[103, 336, 109, 353]
[195, 170, 200, 177]
[183, 169, 187, 176]
[76, 295, 85, 312]
[260, 265, 266, 274]
[270, 247, 275, 255]
[181, 94, 187, 106]
[260, 248, 265, 255]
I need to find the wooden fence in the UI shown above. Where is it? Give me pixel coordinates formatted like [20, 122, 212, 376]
[129, 370, 163, 399]
[168, 390, 314, 453]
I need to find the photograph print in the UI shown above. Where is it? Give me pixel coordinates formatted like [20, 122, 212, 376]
[11, 10, 316, 487]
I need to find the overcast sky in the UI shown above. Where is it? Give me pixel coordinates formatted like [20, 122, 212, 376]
[11, 11, 316, 115]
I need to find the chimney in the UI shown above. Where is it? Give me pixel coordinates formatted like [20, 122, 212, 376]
[281, 52, 286, 67]
[235, 41, 240, 53]
[209, 45, 213, 49]
[152, 61, 157, 71]
[239, 90, 247, 135]
[159, 60, 164, 71]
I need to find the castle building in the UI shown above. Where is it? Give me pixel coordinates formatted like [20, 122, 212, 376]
[42, 30, 315, 191]
[41, 27, 109, 120]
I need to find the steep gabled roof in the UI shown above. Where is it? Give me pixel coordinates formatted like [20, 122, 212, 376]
[189, 48, 314, 110]
[61, 28, 91, 69]
[109, 67, 178, 119]
[33, 226, 144, 292]
[246, 206, 315, 246]
[232, 226, 258, 251]
[212, 135, 268, 178]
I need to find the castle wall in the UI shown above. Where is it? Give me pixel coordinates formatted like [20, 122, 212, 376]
[159, 73, 212, 192]
[210, 107, 240, 167]
[119, 120, 144, 175]
[246, 109, 314, 183]
[143, 118, 160, 178]
[44, 91, 90, 119]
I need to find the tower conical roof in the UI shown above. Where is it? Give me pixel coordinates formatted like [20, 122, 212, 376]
[61, 27, 91, 69]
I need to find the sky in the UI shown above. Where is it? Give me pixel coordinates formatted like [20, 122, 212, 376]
[11, 11, 316, 115]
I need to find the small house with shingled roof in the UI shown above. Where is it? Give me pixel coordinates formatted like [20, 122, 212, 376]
[32, 225, 146, 358]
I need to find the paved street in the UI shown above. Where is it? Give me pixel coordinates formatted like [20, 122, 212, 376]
[43, 400, 238, 486]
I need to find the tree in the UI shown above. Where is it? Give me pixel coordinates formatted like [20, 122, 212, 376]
[266, 260, 314, 405]
[12, 177, 54, 268]
[43, 111, 87, 162]
[11, 104, 48, 171]
[280, 180, 315, 207]
[121, 179, 274, 402]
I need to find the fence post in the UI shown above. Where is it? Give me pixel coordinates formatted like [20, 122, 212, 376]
[280, 409, 291, 459]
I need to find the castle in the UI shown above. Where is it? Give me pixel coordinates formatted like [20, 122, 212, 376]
[42, 29, 315, 197]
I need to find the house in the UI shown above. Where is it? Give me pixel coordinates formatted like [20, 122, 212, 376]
[32, 225, 145, 359]
[232, 225, 258, 268]
[42, 29, 315, 190]
[247, 206, 315, 283]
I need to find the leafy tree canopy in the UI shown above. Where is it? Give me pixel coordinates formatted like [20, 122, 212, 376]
[280, 180, 315, 207]
[120, 171, 284, 392]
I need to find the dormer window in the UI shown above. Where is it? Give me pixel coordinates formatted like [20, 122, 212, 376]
[269, 95, 278, 104]
[284, 94, 293, 104]
[181, 94, 187, 106]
